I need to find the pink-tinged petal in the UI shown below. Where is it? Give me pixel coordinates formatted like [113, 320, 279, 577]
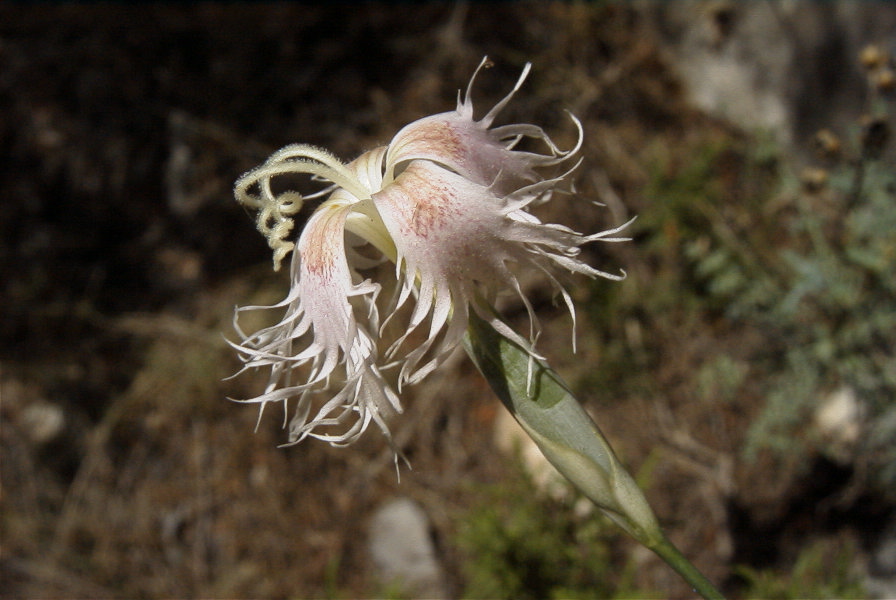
[372, 160, 538, 381]
[385, 112, 530, 192]
[372, 158, 630, 383]
[374, 160, 505, 284]
[384, 59, 582, 196]
[231, 198, 402, 445]
[296, 203, 372, 377]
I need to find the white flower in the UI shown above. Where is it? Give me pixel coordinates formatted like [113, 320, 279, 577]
[230, 58, 631, 448]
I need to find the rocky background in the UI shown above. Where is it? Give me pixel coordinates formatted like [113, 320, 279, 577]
[2, 3, 895, 599]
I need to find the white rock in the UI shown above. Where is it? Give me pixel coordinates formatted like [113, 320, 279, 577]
[815, 385, 864, 458]
[22, 401, 65, 445]
[368, 497, 447, 599]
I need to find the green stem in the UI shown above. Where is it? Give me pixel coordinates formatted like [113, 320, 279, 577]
[464, 311, 724, 600]
[649, 535, 726, 600]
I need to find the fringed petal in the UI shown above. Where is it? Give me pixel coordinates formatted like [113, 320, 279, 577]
[230, 57, 633, 453]
[232, 198, 400, 444]
[384, 61, 582, 196]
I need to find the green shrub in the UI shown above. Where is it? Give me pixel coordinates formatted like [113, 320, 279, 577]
[456, 469, 646, 600]
[735, 537, 866, 600]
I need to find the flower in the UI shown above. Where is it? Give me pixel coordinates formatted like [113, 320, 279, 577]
[230, 57, 631, 448]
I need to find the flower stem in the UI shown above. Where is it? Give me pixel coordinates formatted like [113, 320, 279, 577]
[649, 534, 726, 600]
[464, 312, 724, 599]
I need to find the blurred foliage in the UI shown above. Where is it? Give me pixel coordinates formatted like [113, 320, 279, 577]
[586, 62, 896, 496]
[691, 113, 896, 491]
[455, 467, 647, 600]
[734, 537, 866, 599]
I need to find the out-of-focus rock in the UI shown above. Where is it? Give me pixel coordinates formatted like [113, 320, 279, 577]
[814, 386, 864, 463]
[21, 401, 66, 445]
[643, 1, 896, 156]
[368, 497, 447, 599]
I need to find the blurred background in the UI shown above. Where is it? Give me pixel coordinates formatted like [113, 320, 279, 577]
[2, 2, 895, 598]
